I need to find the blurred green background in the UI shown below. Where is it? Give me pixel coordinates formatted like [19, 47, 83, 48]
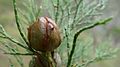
[0, 0, 120, 67]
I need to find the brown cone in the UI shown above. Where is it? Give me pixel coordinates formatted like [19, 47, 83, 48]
[28, 17, 61, 52]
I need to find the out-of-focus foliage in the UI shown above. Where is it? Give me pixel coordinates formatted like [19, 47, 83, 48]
[0, 0, 119, 67]
[42, 0, 118, 67]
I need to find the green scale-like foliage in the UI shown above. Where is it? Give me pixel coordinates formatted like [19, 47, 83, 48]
[0, 0, 118, 67]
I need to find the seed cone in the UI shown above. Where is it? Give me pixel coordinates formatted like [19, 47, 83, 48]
[28, 17, 61, 52]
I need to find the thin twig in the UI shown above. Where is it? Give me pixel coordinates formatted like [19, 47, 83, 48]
[78, 58, 97, 67]
[78, 49, 117, 67]
[76, 2, 102, 24]
[64, 28, 70, 58]
[4, 52, 34, 55]
[12, 0, 29, 46]
[0, 36, 28, 50]
[50, 0, 55, 19]
[71, 0, 83, 29]
[0, 24, 29, 50]
[55, 0, 59, 22]
[59, 5, 64, 26]
[5, 44, 24, 67]
[67, 18, 112, 67]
